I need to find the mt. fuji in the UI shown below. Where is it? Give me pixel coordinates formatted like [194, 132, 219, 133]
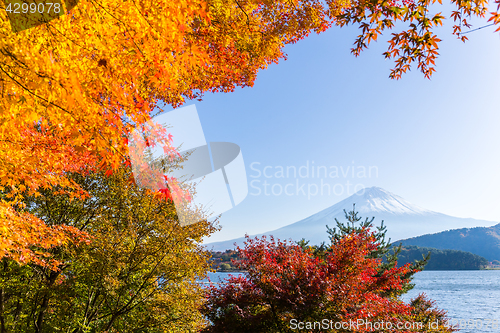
[205, 187, 499, 251]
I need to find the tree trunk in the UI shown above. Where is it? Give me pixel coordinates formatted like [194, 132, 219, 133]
[34, 270, 60, 333]
[103, 314, 118, 332]
[34, 294, 49, 333]
[0, 287, 6, 333]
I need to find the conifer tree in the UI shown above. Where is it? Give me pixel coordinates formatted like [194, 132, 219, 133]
[298, 204, 430, 296]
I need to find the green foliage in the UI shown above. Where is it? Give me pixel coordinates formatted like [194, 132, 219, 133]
[218, 263, 232, 271]
[0, 166, 218, 332]
[395, 245, 489, 270]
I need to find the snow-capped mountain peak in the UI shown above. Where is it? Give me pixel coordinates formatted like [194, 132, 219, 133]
[350, 187, 433, 215]
[205, 187, 499, 251]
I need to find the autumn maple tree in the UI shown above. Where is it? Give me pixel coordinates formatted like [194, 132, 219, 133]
[201, 212, 455, 332]
[1, 0, 499, 265]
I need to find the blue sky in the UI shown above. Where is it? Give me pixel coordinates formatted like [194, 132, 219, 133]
[162, 12, 500, 243]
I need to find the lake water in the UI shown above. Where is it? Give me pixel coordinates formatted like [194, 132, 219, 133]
[401, 270, 500, 333]
[205, 271, 500, 333]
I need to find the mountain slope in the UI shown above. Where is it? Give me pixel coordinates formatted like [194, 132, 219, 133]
[205, 187, 499, 251]
[395, 224, 500, 261]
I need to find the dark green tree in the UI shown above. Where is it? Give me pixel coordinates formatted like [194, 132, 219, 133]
[298, 204, 430, 296]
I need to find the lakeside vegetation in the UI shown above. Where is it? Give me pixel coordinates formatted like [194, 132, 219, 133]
[209, 250, 240, 272]
[210, 242, 493, 272]
[393, 245, 489, 270]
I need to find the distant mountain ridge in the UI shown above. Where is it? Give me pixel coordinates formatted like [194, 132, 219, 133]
[205, 187, 499, 252]
[395, 224, 500, 261]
